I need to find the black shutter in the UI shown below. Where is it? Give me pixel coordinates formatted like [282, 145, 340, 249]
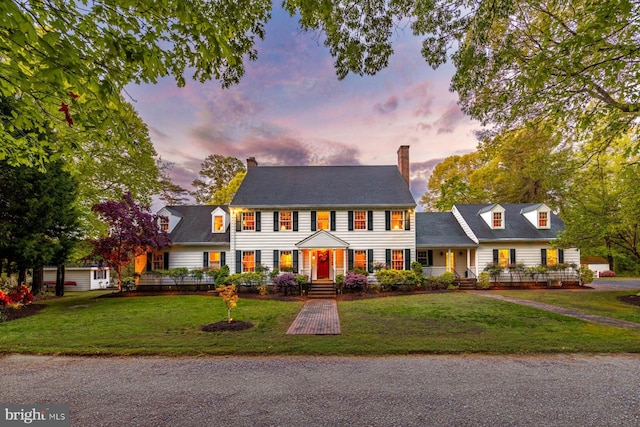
[146, 252, 152, 271]
[330, 211, 336, 231]
[220, 252, 226, 267]
[293, 211, 298, 231]
[203, 252, 209, 267]
[428, 250, 433, 266]
[348, 211, 354, 231]
[368, 211, 373, 230]
[541, 249, 547, 266]
[255, 212, 261, 232]
[163, 252, 169, 270]
[293, 250, 299, 273]
[385, 211, 391, 230]
[510, 249, 516, 265]
[367, 249, 374, 273]
[311, 211, 317, 231]
[236, 250, 242, 273]
[405, 249, 411, 270]
[348, 249, 354, 270]
[236, 212, 242, 232]
[559, 249, 564, 263]
[405, 210, 410, 230]
[273, 250, 279, 269]
[255, 250, 261, 266]
[385, 249, 391, 267]
[493, 249, 499, 264]
[273, 212, 279, 232]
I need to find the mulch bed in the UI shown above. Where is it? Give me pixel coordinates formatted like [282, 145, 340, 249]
[617, 295, 640, 307]
[1, 304, 45, 322]
[200, 320, 254, 332]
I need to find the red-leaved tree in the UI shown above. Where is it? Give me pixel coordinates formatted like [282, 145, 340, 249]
[89, 192, 170, 291]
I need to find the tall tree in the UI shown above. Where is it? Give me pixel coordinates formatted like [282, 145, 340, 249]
[210, 171, 247, 205]
[88, 192, 170, 291]
[157, 159, 190, 206]
[191, 155, 246, 204]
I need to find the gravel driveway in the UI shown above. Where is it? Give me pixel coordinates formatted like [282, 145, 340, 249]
[1, 354, 639, 426]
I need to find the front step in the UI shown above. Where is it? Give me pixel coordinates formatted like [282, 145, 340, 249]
[457, 279, 478, 290]
[308, 281, 336, 299]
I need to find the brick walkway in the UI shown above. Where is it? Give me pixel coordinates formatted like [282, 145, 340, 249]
[286, 300, 341, 335]
[473, 292, 640, 329]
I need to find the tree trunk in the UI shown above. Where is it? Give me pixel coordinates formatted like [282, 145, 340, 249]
[55, 264, 65, 297]
[18, 268, 27, 286]
[32, 265, 44, 295]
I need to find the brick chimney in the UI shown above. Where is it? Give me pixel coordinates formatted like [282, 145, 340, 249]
[397, 145, 410, 186]
[246, 157, 258, 168]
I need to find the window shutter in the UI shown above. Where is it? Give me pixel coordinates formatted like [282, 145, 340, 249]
[385, 211, 391, 230]
[273, 212, 279, 232]
[311, 211, 317, 231]
[559, 249, 564, 263]
[293, 211, 298, 231]
[146, 252, 152, 271]
[405, 249, 411, 270]
[405, 210, 410, 230]
[493, 249, 499, 264]
[293, 250, 299, 273]
[367, 249, 374, 273]
[235, 250, 242, 273]
[385, 249, 391, 267]
[203, 252, 209, 267]
[541, 249, 547, 266]
[330, 211, 336, 231]
[348, 249, 354, 270]
[236, 212, 242, 232]
[427, 250, 433, 266]
[273, 250, 279, 269]
[163, 252, 169, 270]
[255, 212, 261, 232]
[348, 211, 354, 231]
[510, 249, 516, 265]
[220, 252, 226, 267]
[368, 211, 373, 230]
[255, 250, 261, 265]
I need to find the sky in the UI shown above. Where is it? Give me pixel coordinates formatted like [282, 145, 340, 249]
[126, 5, 482, 209]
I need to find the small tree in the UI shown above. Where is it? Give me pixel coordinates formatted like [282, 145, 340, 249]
[88, 192, 170, 291]
[216, 284, 238, 323]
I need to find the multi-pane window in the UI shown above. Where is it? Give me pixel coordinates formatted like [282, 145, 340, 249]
[417, 250, 429, 266]
[279, 211, 293, 231]
[213, 215, 225, 232]
[242, 251, 255, 272]
[354, 250, 367, 270]
[317, 211, 330, 230]
[159, 217, 169, 232]
[391, 249, 404, 270]
[497, 249, 510, 267]
[152, 253, 164, 270]
[279, 250, 293, 270]
[493, 212, 503, 228]
[94, 269, 107, 280]
[391, 210, 404, 230]
[354, 211, 367, 230]
[538, 212, 548, 228]
[209, 252, 221, 269]
[242, 212, 255, 231]
[546, 249, 558, 266]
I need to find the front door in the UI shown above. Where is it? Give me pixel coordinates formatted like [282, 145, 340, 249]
[317, 250, 330, 279]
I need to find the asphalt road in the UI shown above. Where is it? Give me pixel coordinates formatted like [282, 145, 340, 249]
[590, 278, 640, 290]
[1, 354, 639, 427]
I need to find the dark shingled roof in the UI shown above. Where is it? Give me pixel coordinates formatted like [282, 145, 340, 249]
[163, 205, 230, 244]
[454, 203, 565, 242]
[230, 165, 416, 208]
[416, 212, 476, 247]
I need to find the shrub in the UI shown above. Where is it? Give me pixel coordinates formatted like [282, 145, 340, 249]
[477, 272, 491, 289]
[411, 261, 426, 286]
[439, 271, 456, 287]
[599, 270, 616, 277]
[0, 285, 33, 307]
[272, 273, 299, 296]
[578, 266, 595, 284]
[214, 265, 229, 286]
[375, 269, 419, 291]
[484, 264, 504, 281]
[343, 272, 368, 293]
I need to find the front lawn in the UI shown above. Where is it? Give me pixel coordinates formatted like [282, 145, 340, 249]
[0, 291, 638, 356]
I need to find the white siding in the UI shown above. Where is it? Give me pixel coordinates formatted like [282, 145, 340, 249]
[474, 243, 580, 276]
[43, 267, 110, 291]
[164, 245, 230, 270]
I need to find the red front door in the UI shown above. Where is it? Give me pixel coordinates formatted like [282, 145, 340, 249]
[317, 250, 330, 279]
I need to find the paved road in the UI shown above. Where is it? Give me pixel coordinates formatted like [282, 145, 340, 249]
[590, 278, 640, 290]
[1, 354, 639, 427]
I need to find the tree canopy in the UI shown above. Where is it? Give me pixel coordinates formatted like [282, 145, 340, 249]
[191, 155, 246, 204]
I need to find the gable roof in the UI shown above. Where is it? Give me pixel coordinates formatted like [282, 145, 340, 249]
[453, 203, 564, 242]
[416, 212, 477, 247]
[296, 230, 350, 249]
[163, 205, 230, 244]
[230, 165, 416, 208]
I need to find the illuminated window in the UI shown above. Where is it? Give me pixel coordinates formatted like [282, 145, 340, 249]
[153, 253, 164, 270]
[493, 212, 503, 228]
[279, 250, 293, 270]
[546, 249, 558, 266]
[391, 249, 404, 270]
[354, 211, 367, 230]
[209, 252, 221, 269]
[159, 217, 169, 232]
[213, 215, 225, 232]
[317, 211, 330, 230]
[354, 250, 367, 270]
[498, 249, 510, 267]
[391, 211, 404, 230]
[279, 211, 293, 231]
[242, 212, 255, 231]
[538, 212, 548, 228]
[242, 251, 255, 272]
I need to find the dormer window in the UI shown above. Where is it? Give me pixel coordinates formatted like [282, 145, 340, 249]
[159, 216, 169, 232]
[213, 214, 225, 232]
[538, 211, 548, 228]
[492, 212, 503, 228]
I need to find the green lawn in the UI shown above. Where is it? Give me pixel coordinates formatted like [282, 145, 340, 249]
[1, 291, 639, 356]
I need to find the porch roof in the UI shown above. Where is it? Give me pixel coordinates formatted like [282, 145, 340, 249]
[296, 230, 350, 249]
[416, 212, 476, 248]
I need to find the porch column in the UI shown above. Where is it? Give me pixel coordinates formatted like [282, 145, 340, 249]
[332, 248, 336, 280]
[466, 249, 471, 276]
